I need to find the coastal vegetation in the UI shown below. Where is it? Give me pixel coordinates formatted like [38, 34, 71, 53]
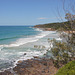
[34, 12, 75, 74]
[34, 13, 75, 31]
[55, 60, 75, 75]
[34, 21, 75, 31]
[48, 13, 75, 74]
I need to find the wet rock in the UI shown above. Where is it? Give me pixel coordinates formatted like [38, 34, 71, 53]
[24, 53, 26, 55]
[0, 58, 59, 75]
[0, 70, 13, 75]
[18, 60, 23, 64]
[33, 56, 39, 59]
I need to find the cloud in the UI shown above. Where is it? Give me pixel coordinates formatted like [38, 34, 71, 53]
[37, 17, 48, 20]
[37, 17, 64, 20]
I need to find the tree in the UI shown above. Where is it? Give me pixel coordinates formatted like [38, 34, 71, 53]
[47, 1, 75, 67]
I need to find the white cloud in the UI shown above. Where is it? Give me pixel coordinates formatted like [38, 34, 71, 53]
[37, 17, 48, 20]
[37, 17, 64, 20]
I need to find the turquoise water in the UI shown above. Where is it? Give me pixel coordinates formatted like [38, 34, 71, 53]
[0, 26, 60, 71]
[0, 26, 40, 44]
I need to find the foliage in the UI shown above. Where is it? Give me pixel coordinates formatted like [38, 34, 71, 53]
[34, 21, 75, 31]
[34, 11, 75, 70]
[47, 13, 75, 68]
[53, 60, 60, 68]
[49, 39, 70, 66]
[55, 61, 75, 75]
[65, 13, 75, 21]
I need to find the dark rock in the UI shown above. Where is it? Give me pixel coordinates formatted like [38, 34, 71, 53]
[33, 56, 39, 59]
[24, 53, 26, 55]
[0, 58, 58, 75]
[0, 70, 14, 75]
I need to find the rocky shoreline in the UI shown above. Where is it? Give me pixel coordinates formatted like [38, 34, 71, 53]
[0, 58, 58, 75]
[34, 27, 55, 31]
[34, 27, 75, 33]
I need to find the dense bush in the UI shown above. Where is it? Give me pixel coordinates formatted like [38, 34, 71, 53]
[55, 61, 75, 75]
[34, 21, 75, 30]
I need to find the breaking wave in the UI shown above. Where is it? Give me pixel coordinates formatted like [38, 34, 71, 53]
[0, 31, 51, 48]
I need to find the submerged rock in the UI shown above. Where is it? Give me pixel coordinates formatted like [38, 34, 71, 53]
[24, 53, 26, 55]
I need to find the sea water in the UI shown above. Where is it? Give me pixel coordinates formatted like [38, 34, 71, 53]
[0, 26, 61, 71]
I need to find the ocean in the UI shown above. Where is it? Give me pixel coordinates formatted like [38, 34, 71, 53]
[0, 26, 61, 71]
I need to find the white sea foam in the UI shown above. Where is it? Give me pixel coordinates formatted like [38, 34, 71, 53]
[55, 37, 62, 41]
[14, 49, 47, 67]
[0, 31, 51, 48]
[35, 28, 43, 31]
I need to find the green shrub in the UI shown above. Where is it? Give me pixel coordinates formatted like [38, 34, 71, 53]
[54, 60, 60, 68]
[55, 61, 75, 75]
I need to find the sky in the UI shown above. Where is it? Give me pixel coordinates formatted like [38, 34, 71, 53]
[0, 0, 74, 25]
